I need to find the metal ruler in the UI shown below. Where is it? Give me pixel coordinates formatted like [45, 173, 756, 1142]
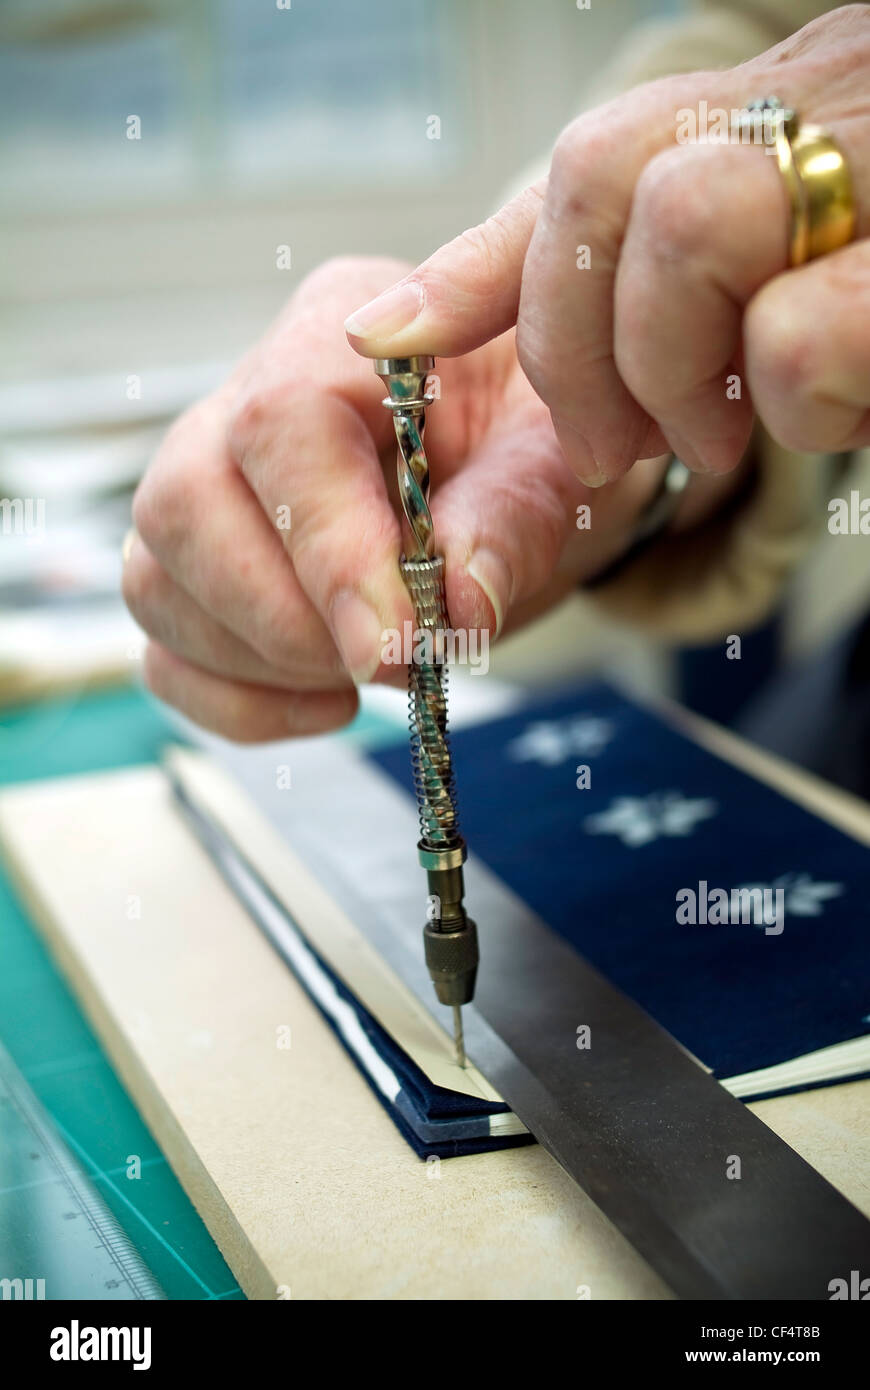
[212, 736, 870, 1300]
[0, 1042, 164, 1300]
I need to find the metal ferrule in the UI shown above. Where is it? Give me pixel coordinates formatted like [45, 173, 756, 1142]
[418, 842, 466, 872]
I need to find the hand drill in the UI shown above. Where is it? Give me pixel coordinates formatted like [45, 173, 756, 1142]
[375, 356, 478, 1067]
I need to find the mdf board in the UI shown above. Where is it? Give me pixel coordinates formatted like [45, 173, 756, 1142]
[1, 753, 867, 1299]
[0, 765, 672, 1300]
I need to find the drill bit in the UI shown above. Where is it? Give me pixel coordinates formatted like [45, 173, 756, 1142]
[376, 356, 478, 1068]
[452, 1004, 466, 1070]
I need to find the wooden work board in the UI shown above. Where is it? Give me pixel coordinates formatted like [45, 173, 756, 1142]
[1, 720, 868, 1300]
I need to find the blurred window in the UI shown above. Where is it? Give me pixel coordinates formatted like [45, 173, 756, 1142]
[0, 0, 460, 210]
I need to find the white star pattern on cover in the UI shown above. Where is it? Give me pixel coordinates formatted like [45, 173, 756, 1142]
[735, 872, 845, 918]
[506, 716, 616, 766]
[584, 792, 718, 847]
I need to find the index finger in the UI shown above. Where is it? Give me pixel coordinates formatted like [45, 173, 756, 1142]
[343, 183, 545, 358]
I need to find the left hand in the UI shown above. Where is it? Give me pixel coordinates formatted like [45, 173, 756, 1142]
[124, 257, 678, 743]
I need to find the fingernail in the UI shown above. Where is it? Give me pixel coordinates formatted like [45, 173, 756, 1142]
[344, 280, 422, 342]
[329, 591, 385, 685]
[578, 465, 606, 488]
[669, 440, 706, 473]
[122, 527, 137, 563]
[466, 548, 512, 637]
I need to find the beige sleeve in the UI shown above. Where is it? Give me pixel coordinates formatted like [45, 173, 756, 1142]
[590, 442, 833, 643]
[581, 1, 832, 99]
[517, 0, 841, 640]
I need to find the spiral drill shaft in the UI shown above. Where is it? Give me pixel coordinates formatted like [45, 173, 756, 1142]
[376, 356, 478, 1067]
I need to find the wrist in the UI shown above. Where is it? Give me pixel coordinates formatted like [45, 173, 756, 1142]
[583, 452, 755, 590]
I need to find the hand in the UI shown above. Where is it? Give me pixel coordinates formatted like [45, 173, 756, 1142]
[124, 258, 665, 742]
[344, 4, 870, 484]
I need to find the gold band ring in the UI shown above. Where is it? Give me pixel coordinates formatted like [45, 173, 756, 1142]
[739, 96, 856, 267]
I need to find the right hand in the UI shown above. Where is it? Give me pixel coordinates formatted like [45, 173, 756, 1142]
[123, 257, 683, 742]
[347, 7, 870, 483]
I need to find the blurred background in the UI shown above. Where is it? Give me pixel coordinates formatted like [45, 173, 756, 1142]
[2, 0, 869, 751]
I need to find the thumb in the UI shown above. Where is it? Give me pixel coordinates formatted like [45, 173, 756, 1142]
[344, 182, 544, 359]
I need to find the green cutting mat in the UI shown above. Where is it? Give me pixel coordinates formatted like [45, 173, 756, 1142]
[0, 687, 244, 1299]
[0, 683, 401, 1300]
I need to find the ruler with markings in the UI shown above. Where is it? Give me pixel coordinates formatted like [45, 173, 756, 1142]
[0, 1042, 164, 1300]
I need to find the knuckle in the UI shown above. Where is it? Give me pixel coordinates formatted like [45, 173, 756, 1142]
[227, 384, 278, 463]
[228, 378, 314, 472]
[548, 117, 611, 222]
[141, 642, 175, 703]
[132, 404, 211, 552]
[130, 475, 163, 553]
[121, 542, 163, 624]
[632, 148, 717, 264]
[548, 88, 662, 224]
[748, 294, 818, 401]
[132, 458, 194, 556]
[547, 75, 689, 227]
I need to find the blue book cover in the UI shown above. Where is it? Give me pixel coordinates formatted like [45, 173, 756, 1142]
[371, 683, 870, 1093]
